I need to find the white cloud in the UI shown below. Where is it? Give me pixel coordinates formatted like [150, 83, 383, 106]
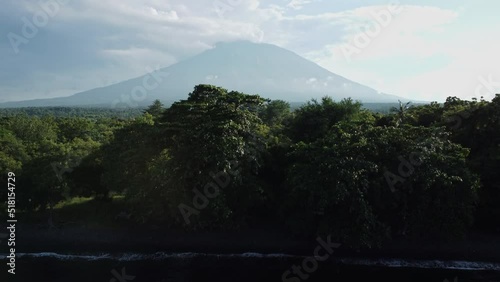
[298, 5, 500, 101]
[1, 0, 500, 102]
[305, 5, 459, 62]
[306, 77, 317, 84]
[205, 75, 218, 81]
[287, 0, 312, 10]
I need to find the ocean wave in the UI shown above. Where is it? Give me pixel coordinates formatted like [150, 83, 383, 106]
[1, 252, 499, 271]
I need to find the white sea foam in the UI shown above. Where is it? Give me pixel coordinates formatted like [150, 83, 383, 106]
[1, 252, 499, 271]
[339, 258, 500, 271]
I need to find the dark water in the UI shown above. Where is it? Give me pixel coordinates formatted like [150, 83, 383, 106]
[2, 252, 500, 282]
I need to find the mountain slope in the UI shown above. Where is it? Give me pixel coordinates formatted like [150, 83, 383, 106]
[0, 41, 409, 108]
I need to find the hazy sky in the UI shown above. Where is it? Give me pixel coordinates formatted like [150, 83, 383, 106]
[1, 0, 499, 103]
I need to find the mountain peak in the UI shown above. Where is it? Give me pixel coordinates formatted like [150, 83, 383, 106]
[214, 40, 267, 48]
[211, 40, 285, 55]
[0, 42, 408, 108]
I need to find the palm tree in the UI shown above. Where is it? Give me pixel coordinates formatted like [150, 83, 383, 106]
[390, 100, 411, 126]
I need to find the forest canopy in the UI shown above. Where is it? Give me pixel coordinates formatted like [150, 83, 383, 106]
[1, 85, 498, 248]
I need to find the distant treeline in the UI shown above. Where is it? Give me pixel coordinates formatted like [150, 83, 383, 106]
[0, 107, 144, 119]
[0, 85, 498, 248]
[0, 103, 419, 118]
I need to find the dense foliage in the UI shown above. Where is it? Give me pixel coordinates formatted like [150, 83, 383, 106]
[0, 107, 144, 119]
[1, 86, 498, 248]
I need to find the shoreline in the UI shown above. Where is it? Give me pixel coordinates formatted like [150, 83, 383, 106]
[6, 223, 500, 263]
[5, 252, 500, 272]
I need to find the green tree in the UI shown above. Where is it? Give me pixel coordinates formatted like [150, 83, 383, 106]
[447, 95, 500, 231]
[390, 100, 412, 127]
[288, 97, 367, 143]
[284, 123, 479, 247]
[144, 99, 165, 118]
[258, 100, 291, 127]
[152, 84, 268, 228]
[101, 113, 159, 198]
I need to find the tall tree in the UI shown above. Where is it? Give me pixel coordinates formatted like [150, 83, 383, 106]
[153, 84, 268, 227]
